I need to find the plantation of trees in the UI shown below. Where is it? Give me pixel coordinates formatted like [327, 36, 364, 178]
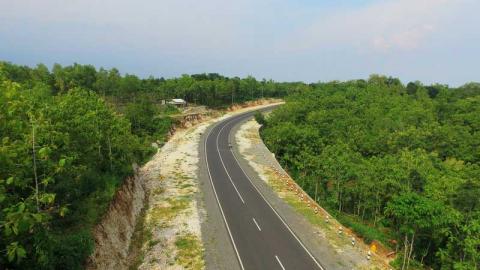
[260, 76, 480, 269]
[0, 61, 300, 269]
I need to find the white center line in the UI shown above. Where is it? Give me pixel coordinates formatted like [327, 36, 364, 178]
[275, 255, 286, 270]
[252, 217, 262, 231]
[216, 122, 246, 204]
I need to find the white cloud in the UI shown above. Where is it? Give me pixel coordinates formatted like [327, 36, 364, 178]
[373, 24, 435, 51]
[280, 0, 468, 53]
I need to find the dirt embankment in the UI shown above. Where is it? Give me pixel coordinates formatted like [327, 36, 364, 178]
[86, 99, 282, 270]
[86, 165, 146, 270]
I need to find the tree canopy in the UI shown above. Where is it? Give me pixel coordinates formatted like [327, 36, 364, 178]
[261, 76, 480, 269]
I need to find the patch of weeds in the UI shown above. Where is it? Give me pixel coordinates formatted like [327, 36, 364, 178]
[174, 233, 205, 270]
[148, 239, 161, 249]
[149, 196, 191, 226]
[180, 183, 193, 189]
[152, 187, 165, 196]
[174, 171, 191, 181]
[267, 174, 347, 245]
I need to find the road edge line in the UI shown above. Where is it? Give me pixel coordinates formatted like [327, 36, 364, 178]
[204, 121, 245, 270]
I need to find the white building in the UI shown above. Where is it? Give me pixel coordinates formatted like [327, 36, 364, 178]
[167, 98, 187, 107]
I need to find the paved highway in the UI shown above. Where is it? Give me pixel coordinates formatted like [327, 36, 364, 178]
[204, 107, 325, 270]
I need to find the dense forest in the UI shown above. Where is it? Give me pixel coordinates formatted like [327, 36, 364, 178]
[0, 61, 300, 269]
[261, 76, 480, 269]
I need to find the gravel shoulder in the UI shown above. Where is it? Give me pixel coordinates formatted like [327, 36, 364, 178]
[232, 118, 391, 270]
[136, 119, 209, 270]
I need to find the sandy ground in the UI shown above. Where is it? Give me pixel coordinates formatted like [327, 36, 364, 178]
[134, 101, 283, 270]
[235, 118, 393, 270]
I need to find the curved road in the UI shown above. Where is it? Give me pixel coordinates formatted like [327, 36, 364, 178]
[204, 107, 325, 270]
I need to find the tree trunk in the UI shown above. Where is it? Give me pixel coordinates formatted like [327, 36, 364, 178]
[402, 234, 408, 270]
[406, 232, 415, 270]
[32, 121, 39, 212]
[108, 136, 113, 170]
[337, 180, 342, 212]
[374, 190, 380, 226]
[420, 241, 431, 265]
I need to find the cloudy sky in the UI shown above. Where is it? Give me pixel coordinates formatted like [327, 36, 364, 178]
[0, 0, 478, 85]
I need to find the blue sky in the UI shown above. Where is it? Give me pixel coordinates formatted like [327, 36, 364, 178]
[0, 0, 478, 86]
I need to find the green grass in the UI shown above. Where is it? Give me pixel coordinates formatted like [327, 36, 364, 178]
[149, 196, 191, 227]
[334, 213, 391, 246]
[174, 233, 204, 270]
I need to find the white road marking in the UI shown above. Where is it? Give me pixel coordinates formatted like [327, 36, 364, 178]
[230, 129, 325, 270]
[216, 122, 246, 204]
[203, 107, 299, 270]
[204, 123, 245, 270]
[252, 217, 262, 231]
[275, 255, 286, 270]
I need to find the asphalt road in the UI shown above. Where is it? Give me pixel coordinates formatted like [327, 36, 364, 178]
[204, 107, 325, 270]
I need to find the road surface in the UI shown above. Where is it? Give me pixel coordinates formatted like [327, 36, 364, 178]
[204, 107, 325, 270]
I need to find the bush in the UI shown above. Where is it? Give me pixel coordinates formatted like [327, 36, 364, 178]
[336, 215, 388, 245]
[49, 230, 94, 270]
[254, 111, 266, 126]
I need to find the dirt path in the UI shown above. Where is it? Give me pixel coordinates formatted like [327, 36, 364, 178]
[234, 118, 392, 270]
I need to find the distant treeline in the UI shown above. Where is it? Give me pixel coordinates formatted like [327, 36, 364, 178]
[0, 62, 308, 107]
[260, 75, 480, 269]
[0, 61, 300, 269]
